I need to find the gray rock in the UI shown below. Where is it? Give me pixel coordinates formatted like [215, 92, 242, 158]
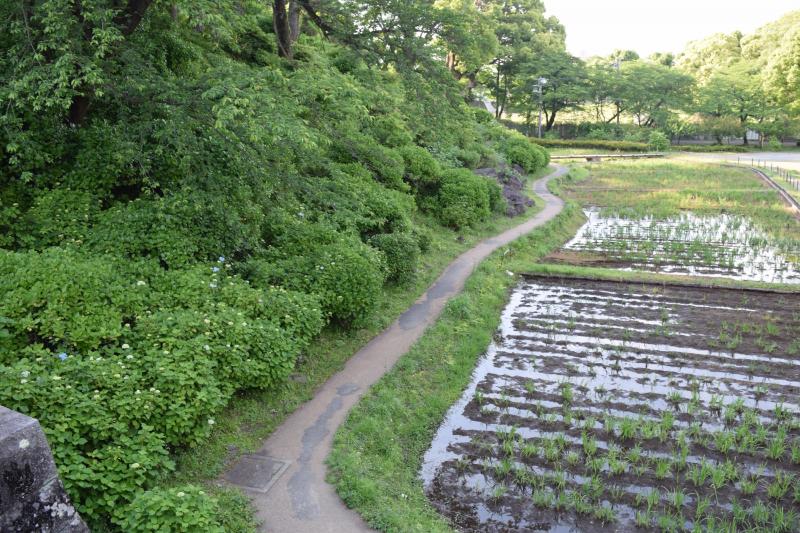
[475, 164, 535, 217]
[0, 406, 90, 532]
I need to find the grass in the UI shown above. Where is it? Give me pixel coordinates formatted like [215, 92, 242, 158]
[762, 167, 800, 203]
[326, 203, 584, 532]
[161, 166, 557, 526]
[523, 263, 800, 293]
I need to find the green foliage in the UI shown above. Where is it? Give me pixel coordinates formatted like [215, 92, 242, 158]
[648, 131, 671, 151]
[120, 485, 224, 533]
[369, 233, 420, 284]
[0, 248, 323, 526]
[247, 236, 387, 327]
[333, 133, 408, 191]
[436, 169, 499, 228]
[532, 138, 650, 152]
[501, 134, 549, 173]
[398, 144, 442, 194]
[0, 0, 568, 530]
[675, 145, 751, 153]
[370, 114, 414, 147]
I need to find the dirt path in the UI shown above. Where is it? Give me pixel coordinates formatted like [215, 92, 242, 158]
[223, 165, 568, 533]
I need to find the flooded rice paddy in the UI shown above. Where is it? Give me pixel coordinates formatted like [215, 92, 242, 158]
[548, 209, 800, 284]
[422, 276, 800, 531]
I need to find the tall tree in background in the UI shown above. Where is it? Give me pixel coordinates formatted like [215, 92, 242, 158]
[477, 0, 564, 118]
[510, 47, 588, 132]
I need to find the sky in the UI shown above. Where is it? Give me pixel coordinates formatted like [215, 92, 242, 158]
[544, 0, 797, 58]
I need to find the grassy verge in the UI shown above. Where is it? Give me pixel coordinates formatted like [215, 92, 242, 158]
[526, 263, 800, 293]
[162, 165, 556, 528]
[326, 202, 584, 532]
[762, 168, 800, 203]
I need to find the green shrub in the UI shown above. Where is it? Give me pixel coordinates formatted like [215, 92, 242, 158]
[436, 169, 494, 228]
[767, 138, 783, 151]
[120, 485, 224, 533]
[0, 248, 148, 352]
[0, 248, 323, 525]
[531, 138, 650, 152]
[16, 188, 101, 249]
[86, 192, 263, 268]
[673, 144, 751, 153]
[371, 114, 414, 148]
[397, 145, 441, 194]
[411, 226, 432, 253]
[249, 236, 386, 327]
[455, 147, 481, 169]
[493, 129, 548, 173]
[368, 233, 420, 284]
[307, 163, 414, 238]
[333, 132, 407, 191]
[648, 131, 671, 151]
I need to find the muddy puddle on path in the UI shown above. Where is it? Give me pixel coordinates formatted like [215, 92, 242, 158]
[422, 276, 800, 532]
[546, 209, 800, 284]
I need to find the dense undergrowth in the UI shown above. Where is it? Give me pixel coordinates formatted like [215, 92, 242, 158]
[0, 3, 550, 531]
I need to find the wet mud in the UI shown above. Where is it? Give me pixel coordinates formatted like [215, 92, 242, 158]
[422, 276, 800, 532]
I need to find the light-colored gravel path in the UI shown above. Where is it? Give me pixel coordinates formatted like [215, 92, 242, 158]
[224, 165, 568, 533]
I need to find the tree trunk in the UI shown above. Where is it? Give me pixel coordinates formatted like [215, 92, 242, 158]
[274, 0, 293, 58]
[446, 51, 457, 72]
[289, 0, 301, 43]
[546, 109, 557, 131]
[525, 107, 532, 136]
[494, 71, 502, 118]
[67, 94, 91, 127]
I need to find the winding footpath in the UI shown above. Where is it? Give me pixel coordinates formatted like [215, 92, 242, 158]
[224, 165, 568, 533]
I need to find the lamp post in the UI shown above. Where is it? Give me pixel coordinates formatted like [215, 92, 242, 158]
[534, 77, 547, 138]
[613, 58, 621, 125]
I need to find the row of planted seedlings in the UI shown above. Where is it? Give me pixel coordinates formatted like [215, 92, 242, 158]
[458, 371, 800, 531]
[427, 277, 800, 531]
[564, 210, 800, 282]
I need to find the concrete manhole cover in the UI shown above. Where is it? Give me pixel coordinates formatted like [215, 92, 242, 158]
[224, 455, 290, 493]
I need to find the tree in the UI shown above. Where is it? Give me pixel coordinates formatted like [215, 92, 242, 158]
[510, 48, 588, 131]
[274, 0, 303, 59]
[436, 0, 498, 90]
[617, 61, 694, 127]
[695, 61, 769, 144]
[677, 31, 742, 83]
[764, 26, 800, 113]
[477, 0, 565, 118]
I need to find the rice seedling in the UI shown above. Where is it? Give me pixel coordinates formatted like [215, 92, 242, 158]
[654, 458, 672, 480]
[767, 471, 793, 500]
[668, 488, 686, 510]
[767, 428, 788, 461]
[532, 488, 554, 509]
[593, 504, 616, 524]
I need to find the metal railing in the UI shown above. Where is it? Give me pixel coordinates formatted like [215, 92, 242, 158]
[737, 157, 800, 193]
